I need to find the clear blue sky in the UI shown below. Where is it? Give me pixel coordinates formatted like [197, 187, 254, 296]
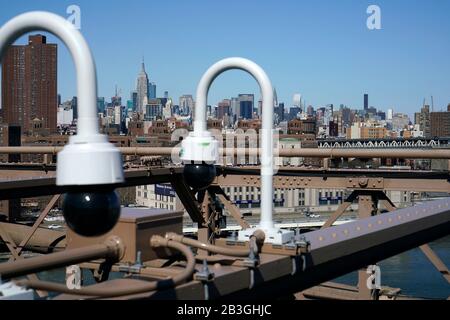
[1, 0, 449, 117]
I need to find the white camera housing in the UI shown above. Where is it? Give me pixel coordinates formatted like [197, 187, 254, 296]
[180, 131, 219, 164]
[56, 134, 124, 186]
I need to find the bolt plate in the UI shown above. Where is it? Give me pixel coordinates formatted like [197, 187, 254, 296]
[347, 177, 384, 189]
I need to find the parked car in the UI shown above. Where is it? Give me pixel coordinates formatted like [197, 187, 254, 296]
[47, 224, 63, 230]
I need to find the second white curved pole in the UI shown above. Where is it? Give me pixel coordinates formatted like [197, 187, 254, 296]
[195, 57, 275, 230]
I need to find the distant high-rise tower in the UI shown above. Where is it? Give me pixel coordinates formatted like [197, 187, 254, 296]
[179, 95, 194, 116]
[1, 34, 57, 133]
[71, 96, 78, 120]
[364, 94, 369, 111]
[238, 94, 254, 120]
[230, 97, 240, 123]
[149, 83, 157, 99]
[136, 59, 150, 114]
[97, 97, 105, 114]
[273, 88, 278, 107]
[293, 94, 301, 109]
[131, 91, 138, 111]
[387, 108, 394, 121]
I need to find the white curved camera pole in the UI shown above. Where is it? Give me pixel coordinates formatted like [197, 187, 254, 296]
[0, 12, 124, 186]
[186, 57, 294, 244]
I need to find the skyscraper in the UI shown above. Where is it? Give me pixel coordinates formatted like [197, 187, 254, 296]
[238, 94, 254, 120]
[217, 99, 231, 120]
[273, 88, 278, 107]
[131, 91, 138, 111]
[364, 94, 369, 111]
[414, 105, 431, 138]
[179, 95, 194, 116]
[230, 97, 240, 122]
[71, 96, 78, 120]
[276, 103, 285, 122]
[430, 105, 450, 137]
[293, 94, 302, 109]
[1, 34, 57, 133]
[97, 97, 105, 114]
[149, 83, 157, 99]
[387, 108, 394, 121]
[136, 59, 150, 114]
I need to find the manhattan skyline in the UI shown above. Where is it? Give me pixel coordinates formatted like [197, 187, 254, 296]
[0, 0, 449, 117]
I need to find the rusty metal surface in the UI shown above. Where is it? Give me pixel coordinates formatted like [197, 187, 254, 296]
[419, 244, 450, 284]
[3, 146, 450, 159]
[170, 177, 204, 224]
[0, 168, 183, 200]
[321, 191, 358, 229]
[215, 169, 450, 193]
[1, 150, 450, 300]
[356, 194, 375, 299]
[2, 167, 450, 201]
[0, 236, 124, 280]
[0, 223, 49, 296]
[66, 208, 184, 264]
[12, 195, 61, 257]
[298, 282, 415, 300]
[215, 194, 251, 230]
[26, 198, 450, 300]
[0, 222, 65, 253]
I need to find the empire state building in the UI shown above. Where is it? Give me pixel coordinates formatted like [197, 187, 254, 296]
[136, 59, 150, 114]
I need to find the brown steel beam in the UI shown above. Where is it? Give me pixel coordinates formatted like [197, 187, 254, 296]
[52, 198, 450, 300]
[208, 185, 250, 230]
[1, 167, 450, 202]
[1, 173, 450, 203]
[12, 195, 60, 257]
[0, 222, 65, 253]
[419, 244, 450, 284]
[0, 236, 124, 280]
[299, 282, 363, 300]
[216, 194, 251, 230]
[235, 198, 450, 300]
[0, 176, 60, 200]
[169, 177, 204, 224]
[0, 168, 184, 201]
[4, 194, 58, 297]
[298, 282, 409, 300]
[3, 146, 450, 159]
[197, 190, 213, 255]
[321, 191, 357, 229]
[357, 194, 376, 300]
[216, 173, 450, 193]
[0, 163, 55, 171]
[380, 199, 397, 212]
[0, 224, 47, 296]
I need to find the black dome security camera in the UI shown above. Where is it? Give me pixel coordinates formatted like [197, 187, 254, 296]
[62, 187, 121, 237]
[183, 163, 217, 190]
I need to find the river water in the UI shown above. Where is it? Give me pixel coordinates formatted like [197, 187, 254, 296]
[336, 235, 450, 299]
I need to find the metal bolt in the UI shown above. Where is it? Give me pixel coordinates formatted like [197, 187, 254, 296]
[359, 178, 369, 187]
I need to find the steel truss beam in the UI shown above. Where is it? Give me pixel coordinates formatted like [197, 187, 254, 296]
[2, 167, 450, 200]
[215, 168, 450, 193]
[2, 146, 450, 159]
[51, 198, 450, 300]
